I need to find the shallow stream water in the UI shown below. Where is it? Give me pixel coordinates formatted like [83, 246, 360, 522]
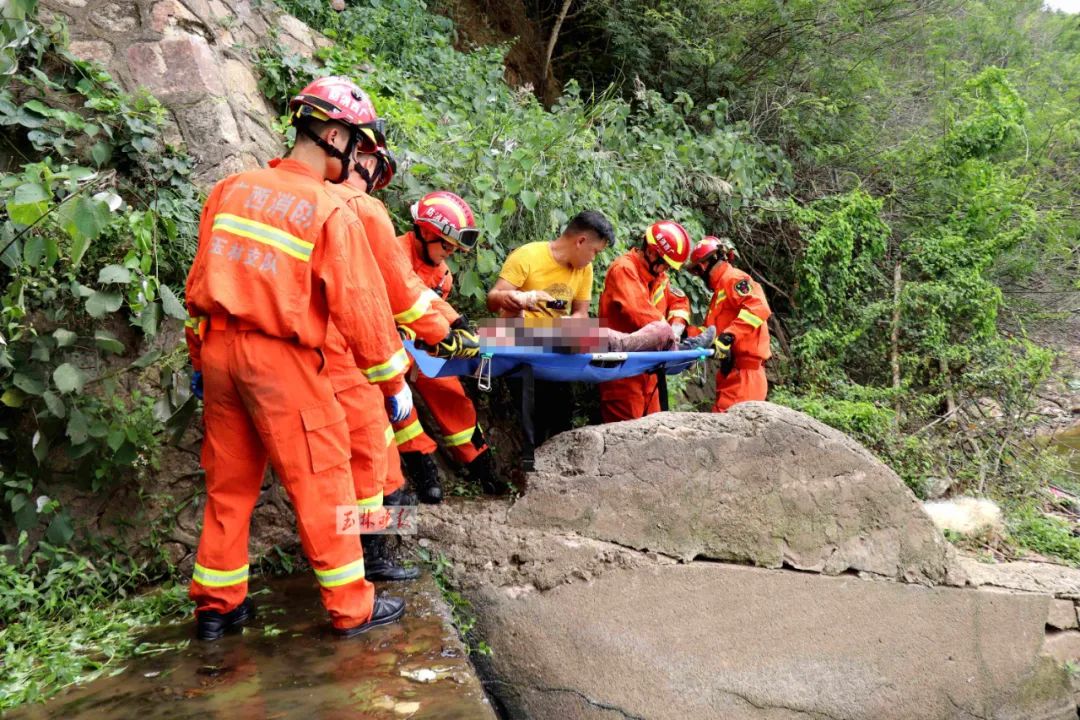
[9, 573, 496, 720]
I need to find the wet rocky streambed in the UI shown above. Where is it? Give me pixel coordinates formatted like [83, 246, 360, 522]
[8, 573, 496, 720]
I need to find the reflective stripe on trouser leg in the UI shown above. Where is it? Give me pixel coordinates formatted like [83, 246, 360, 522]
[190, 328, 267, 615]
[441, 425, 485, 466]
[232, 331, 374, 628]
[412, 372, 483, 464]
[314, 558, 367, 588]
[193, 563, 250, 588]
[442, 426, 476, 448]
[394, 417, 424, 445]
[392, 406, 437, 455]
[357, 490, 389, 531]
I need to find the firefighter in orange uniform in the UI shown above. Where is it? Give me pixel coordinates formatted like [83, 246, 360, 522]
[184, 76, 411, 639]
[322, 149, 479, 577]
[685, 236, 771, 412]
[596, 221, 693, 423]
[392, 191, 498, 502]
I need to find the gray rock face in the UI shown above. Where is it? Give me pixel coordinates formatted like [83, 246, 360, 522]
[416, 407, 1075, 720]
[516, 405, 966, 585]
[963, 557, 1080, 600]
[472, 564, 1073, 720]
[42, 0, 295, 184]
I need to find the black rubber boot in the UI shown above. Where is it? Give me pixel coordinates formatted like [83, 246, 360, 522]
[466, 451, 503, 495]
[384, 486, 416, 507]
[196, 597, 255, 641]
[362, 533, 420, 582]
[333, 594, 406, 637]
[401, 451, 442, 504]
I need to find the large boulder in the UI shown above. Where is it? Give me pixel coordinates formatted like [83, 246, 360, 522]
[515, 404, 966, 585]
[415, 406, 1075, 720]
[471, 563, 1072, 720]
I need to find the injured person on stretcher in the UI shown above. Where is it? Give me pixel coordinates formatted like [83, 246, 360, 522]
[476, 316, 715, 354]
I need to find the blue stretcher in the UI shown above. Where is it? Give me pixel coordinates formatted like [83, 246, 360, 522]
[405, 342, 711, 385]
[403, 341, 713, 469]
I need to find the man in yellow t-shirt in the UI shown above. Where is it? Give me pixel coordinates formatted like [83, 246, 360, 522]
[487, 210, 613, 318]
[486, 210, 614, 456]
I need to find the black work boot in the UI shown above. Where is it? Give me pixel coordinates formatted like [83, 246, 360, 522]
[401, 451, 442, 504]
[466, 451, 503, 495]
[196, 597, 255, 641]
[334, 594, 406, 637]
[384, 486, 416, 507]
[362, 533, 420, 582]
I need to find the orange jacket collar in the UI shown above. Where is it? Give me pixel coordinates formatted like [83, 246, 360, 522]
[707, 260, 730, 290]
[267, 157, 325, 183]
[629, 246, 668, 283]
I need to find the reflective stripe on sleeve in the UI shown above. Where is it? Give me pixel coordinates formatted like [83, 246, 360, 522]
[193, 562, 249, 588]
[394, 290, 439, 325]
[363, 348, 409, 383]
[737, 309, 765, 328]
[314, 558, 366, 588]
[667, 309, 691, 322]
[384, 425, 394, 447]
[709, 291, 728, 315]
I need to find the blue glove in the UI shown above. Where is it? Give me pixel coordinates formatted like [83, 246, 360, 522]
[190, 370, 204, 400]
[385, 383, 413, 423]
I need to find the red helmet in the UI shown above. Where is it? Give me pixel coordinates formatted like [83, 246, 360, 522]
[687, 236, 736, 276]
[289, 76, 385, 153]
[644, 220, 692, 270]
[368, 147, 397, 191]
[411, 191, 480, 251]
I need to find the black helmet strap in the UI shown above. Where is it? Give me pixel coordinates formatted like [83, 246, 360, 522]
[297, 120, 359, 184]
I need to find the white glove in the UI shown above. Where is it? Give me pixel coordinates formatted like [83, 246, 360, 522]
[671, 321, 686, 341]
[385, 384, 413, 423]
[510, 290, 556, 311]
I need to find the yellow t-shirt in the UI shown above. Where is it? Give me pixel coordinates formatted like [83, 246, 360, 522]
[498, 241, 594, 318]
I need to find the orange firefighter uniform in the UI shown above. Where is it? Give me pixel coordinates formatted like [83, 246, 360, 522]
[185, 157, 407, 630]
[390, 231, 488, 464]
[321, 183, 454, 521]
[597, 248, 692, 422]
[699, 262, 771, 412]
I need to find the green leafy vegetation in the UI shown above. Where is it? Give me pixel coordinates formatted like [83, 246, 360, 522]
[1007, 503, 1080, 566]
[255, 0, 790, 315]
[1, 0, 200, 535]
[0, 0, 1077, 709]
[416, 547, 491, 656]
[0, 533, 193, 710]
[1, 0, 202, 707]
[263, 0, 1077, 534]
